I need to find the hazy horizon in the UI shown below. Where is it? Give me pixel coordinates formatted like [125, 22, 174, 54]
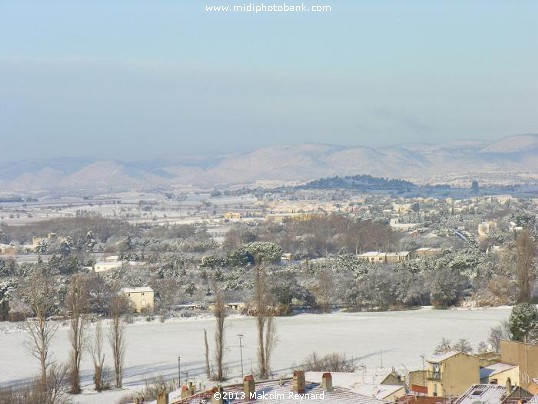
[1, 133, 536, 165]
[1, 1, 536, 161]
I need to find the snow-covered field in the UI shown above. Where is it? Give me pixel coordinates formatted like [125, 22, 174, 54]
[0, 307, 511, 403]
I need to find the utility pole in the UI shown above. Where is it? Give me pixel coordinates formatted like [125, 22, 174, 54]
[237, 334, 244, 379]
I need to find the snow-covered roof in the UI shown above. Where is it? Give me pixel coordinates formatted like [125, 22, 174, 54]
[359, 252, 382, 257]
[454, 384, 506, 404]
[480, 363, 517, 379]
[358, 251, 409, 258]
[353, 384, 405, 400]
[305, 371, 404, 399]
[427, 351, 462, 363]
[95, 261, 122, 267]
[170, 378, 388, 404]
[306, 370, 399, 388]
[121, 286, 154, 294]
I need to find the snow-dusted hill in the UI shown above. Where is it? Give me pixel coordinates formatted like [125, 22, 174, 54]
[1, 134, 537, 192]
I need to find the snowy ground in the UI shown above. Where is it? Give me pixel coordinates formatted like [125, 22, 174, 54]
[0, 307, 511, 403]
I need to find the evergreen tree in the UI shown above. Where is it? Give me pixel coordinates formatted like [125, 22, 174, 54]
[508, 303, 538, 343]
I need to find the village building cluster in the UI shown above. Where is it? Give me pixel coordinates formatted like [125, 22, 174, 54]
[142, 340, 538, 404]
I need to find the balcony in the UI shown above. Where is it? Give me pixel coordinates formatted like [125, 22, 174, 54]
[426, 371, 442, 381]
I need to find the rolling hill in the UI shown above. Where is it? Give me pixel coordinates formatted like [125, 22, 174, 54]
[0, 134, 536, 193]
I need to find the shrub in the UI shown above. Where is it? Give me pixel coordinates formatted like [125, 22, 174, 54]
[118, 376, 175, 404]
[300, 352, 356, 372]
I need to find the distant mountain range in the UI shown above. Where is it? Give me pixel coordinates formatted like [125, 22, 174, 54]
[1, 134, 537, 194]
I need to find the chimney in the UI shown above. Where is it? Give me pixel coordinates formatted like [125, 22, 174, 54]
[293, 370, 306, 394]
[321, 372, 333, 392]
[506, 378, 512, 395]
[212, 386, 224, 404]
[156, 385, 169, 404]
[243, 375, 255, 400]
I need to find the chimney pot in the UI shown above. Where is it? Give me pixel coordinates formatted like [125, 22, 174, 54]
[506, 378, 513, 395]
[212, 386, 224, 404]
[244, 375, 256, 401]
[293, 370, 306, 394]
[156, 387, 169, 404]
[321, 372, 333, 392]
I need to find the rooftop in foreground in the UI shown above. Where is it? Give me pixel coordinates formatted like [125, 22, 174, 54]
[171, 376, 388, 404]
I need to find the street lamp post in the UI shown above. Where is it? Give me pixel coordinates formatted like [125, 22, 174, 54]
[178, 356, 181, 387]
[237, 334, 244, 379]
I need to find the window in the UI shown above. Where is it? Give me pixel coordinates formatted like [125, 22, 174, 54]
[433, 363, 441, 380]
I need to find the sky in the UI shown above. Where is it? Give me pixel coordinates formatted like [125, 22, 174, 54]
[0, 0, 537, 161]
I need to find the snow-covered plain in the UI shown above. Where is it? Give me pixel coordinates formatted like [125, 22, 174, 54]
[0, 307, 511, 403]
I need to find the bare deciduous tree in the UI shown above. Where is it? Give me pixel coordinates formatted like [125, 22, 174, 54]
[204, 329, 210, 379]
[44, 363, 71, 404]
[108, 295, 127, 389]
[264, 315, 277, 373]
[0, 363, 70, 404]
[67, 274, 90, 394]
[214, 286, 226, 381]
[516, 229, 536, 303]
[301, 352, 356, 372]
[489, 321, 510, 352]
[477, 341, 489, 354]
[254, 265, 277, 379]
[313, 269, 334, 313]
[433, 338, 452, 355]
[21, 266, 59, 390]
[453, 338, 473, 354]
[433, 338, 472, 355]
[255, 266, 268, 378]
[89, 320, 106, 392]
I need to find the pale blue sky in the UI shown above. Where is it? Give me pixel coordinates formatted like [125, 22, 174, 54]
[0, 0, 536, 161]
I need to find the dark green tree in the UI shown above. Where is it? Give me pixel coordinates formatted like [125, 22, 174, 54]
[508, 303, 538, 343]
[244, 242, 283, 265]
